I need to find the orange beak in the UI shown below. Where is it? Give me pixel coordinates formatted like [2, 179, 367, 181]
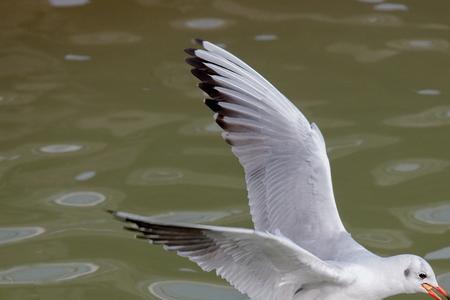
[422, 283, 450, 300]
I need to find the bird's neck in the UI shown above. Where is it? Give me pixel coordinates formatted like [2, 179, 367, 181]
[360, 255, 410, 299]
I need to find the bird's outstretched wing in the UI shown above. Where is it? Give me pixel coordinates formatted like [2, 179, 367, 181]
[185, 40, 355, 258]
[110, 211, 353, 300]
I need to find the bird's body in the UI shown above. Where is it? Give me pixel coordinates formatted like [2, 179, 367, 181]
[110, 40, 449, 300]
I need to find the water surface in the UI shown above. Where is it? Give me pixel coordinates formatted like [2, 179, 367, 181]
[0, 1, 449, 300]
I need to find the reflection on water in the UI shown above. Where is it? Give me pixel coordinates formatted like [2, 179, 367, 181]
[327, 42, 398, 63]
[387, 39, 449, 51]
[182, 146, 230, 157]
[173, 18, 229, 30]
[392, 202, 450, 233]
[43, 188, 124, 209]
[74, 170, 96, 181]
[414, 203, 450, 225]
[39, 144, 83, 154]
[353, 229, 412, 250]
[127, 167, 243, 189]
[178, 117, 222, 136]
[0, 262, 98, 284]
[70, 32, 142, 45]
[416, 89, 441, 96]
[48, 0, 90, 7]
[155, 62, 202, 98]
[0, 142, 106, 181]
[0, 47, 60, 78]
[149, 280, 248, 300]
[372, 159, 449, 186]
[373, 3, 408, 12]
[254, 34, 278, 41]
[384, 106, 450, 128]
[342, 14, 403, 27]
[358, 0, 384, 3]
[212, 0, 406, 27]
[64, 54, 91, 62]
[179, 268, 197, 273]
[53, 191, 106, 207]
[33, 142, 105, 156]
[0, 227, 45, 246]
[78, 111, 184, 137]
[212, 0, 303, 22]
[327, 134, 398, 160]
[0, 92, 37, 106]
[425, 246, 450, 260]
[317, 118, 355, 128]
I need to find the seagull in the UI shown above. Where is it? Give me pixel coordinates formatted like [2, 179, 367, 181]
[109, 39, 449, 300]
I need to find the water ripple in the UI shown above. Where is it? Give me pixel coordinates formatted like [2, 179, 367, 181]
[39, 144, 83, 154]
[384, 106, 450, 128]
[155, 62, 202, 98]
[182, 146, 230, 157]
[425, 246, 450, 260]
[74, 170, 96, 181]
[353, 229, 412, 250]
[53, 191, 106, 207]
[0, 227, 45, 246]
[127, 167, 243, 189]
[0, 262, 98, 284]
[64, 54, 91, 61]
[373, 3, 408, 11]
[70, 32, 142, 45]
[392, 202, 450, 233]
[178, 117, 222, 136]
[0, 92, 37, 106]
[213, 0, 405, 27]
[327, 42, 398, 63]
[48, 0, 90, 7]
[254, 34, 278, 41]
[149, 280, 249, 300]
[173, 18, 229, 30]
[32, 142, 106, 157]
[327, 134, 398, 160]
[78, 110, 185, 137]
[372, 159, 449, 186]
[416, 89, 441, 96]
[387, 39, 449, 51]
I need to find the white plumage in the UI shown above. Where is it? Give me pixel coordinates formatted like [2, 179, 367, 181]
[110, 40, 449, 300]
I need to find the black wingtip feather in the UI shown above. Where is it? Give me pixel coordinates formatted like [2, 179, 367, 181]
[184, 48, 197, 56]
[215, 113, 227, 129]
[194, 38, 204, 45]
[199, 82, 220, 97]
[204, 99, 221, 112]
[185, 57, 206, 68]
[191, 68, 212, 82]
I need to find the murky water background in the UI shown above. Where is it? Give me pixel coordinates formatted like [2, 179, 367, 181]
[0, 1, 449, 299]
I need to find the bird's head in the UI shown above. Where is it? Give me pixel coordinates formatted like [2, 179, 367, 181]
[400, 255, 448, 300]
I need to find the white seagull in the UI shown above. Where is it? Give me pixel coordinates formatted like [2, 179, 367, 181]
[109, 39, 449, 300]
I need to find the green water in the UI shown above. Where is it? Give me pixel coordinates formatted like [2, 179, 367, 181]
[0, 1, 449, 299]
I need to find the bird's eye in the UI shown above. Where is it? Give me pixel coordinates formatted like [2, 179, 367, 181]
[419, 273, 427, 280]
[404, 269, 410, 277]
